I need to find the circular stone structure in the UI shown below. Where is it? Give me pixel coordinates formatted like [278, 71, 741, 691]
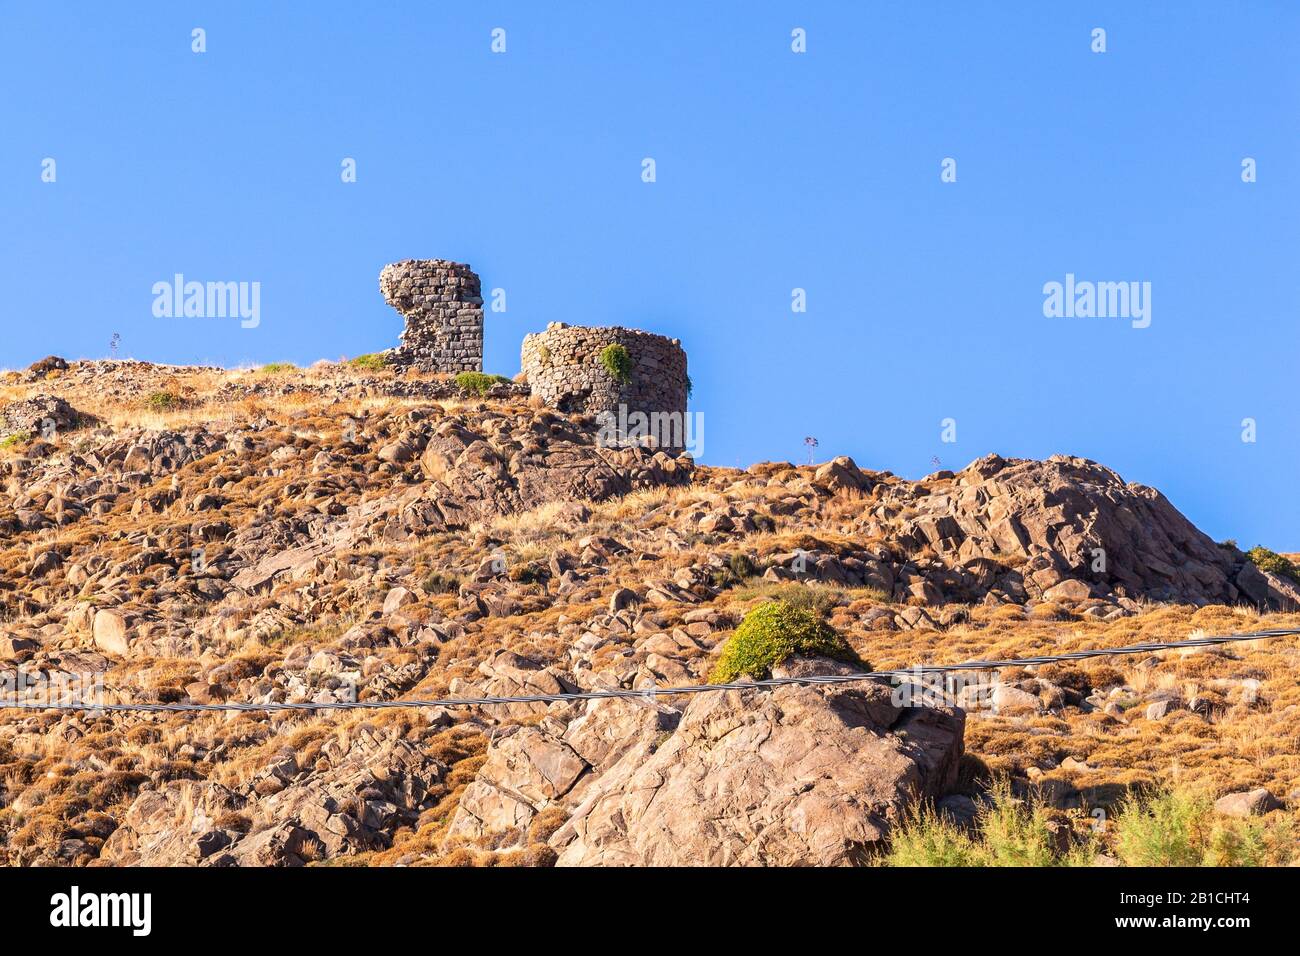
[378, 259, 483, 372]
[521, 322, 688, 436]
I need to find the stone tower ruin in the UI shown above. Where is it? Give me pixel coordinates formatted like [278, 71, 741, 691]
[521, 322, 688, 447]
[379, 259, 483, 372]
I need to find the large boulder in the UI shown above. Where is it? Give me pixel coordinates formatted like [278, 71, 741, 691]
[448, 657, 965, 866]
[554, 658, 964, 866]
[92, 608, 134, 657]
[1214, 788, 1282, 818]
[26, 355, 69, 379]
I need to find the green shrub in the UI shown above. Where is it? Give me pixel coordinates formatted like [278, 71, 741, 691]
[1202, 818, 1284, 867]
[454, 371, 511, 396]
[421, 571, 461, 595]
[708, 600, 863, 683]
[348, 353, 388, 370]
[886, 784, 1295, 868]
[598, 344, 633, 385]
[508, 563, 547, 585]
[708, 553, 762, 590]
[975, 784, 1077, 866]
[1113, 789, 1293, 866]
[728, 552, 757, 580]
[884, 804, 983, 866]
[258, 362, 295, 374]
[1244, 546, 1300, 584]
[1113, 789, 1207, 866]
[0, 431, 31, 450]
[886, 781, 1095, 867]
[145, 391, 178, 411]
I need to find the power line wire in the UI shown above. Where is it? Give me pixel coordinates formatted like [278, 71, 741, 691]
[1, 627, 1295, 715]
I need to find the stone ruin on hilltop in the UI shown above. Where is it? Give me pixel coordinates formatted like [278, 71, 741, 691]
[520, 322, 687, 421]
[379, 259, 484, 373]
[379, 259, 689, 437]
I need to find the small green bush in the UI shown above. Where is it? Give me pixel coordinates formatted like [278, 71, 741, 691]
[421, 571, 461, 595]
[508, 563, 547, 585]
[0, 431, 32, 449]
[1201, 817, 1283, 867]
[708, 600, 863, 683]
[598, 344, 633, 385]
[1113, 789, 1207, 867]
[145, 391, 178, 411]
[454, 372, 511, 396]
[708, 553, 762, 590]
[886, 784, 1296, 868]
[884, 805, 983, 867]
[886, 781, 1096, 867]
[1113, 789, 1293, 866]
[728, 552, 757, 580]
[1244, 546, 1300, 584]
[348, 353, 388, 370]
[975, 785, 1077, 866]
[258, 362, 296, 374]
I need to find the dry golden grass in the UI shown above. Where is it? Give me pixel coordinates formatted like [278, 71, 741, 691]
[3, 359, 1297, 867]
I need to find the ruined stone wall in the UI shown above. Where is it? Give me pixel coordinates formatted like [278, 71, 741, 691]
[379, 259, 483, 372]
[521, 322, 688, 431]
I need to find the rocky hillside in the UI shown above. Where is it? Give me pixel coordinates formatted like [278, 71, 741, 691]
[0, 359, 1297, 866]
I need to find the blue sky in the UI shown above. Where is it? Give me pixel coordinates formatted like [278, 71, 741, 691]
[2, 2, 1297, 547]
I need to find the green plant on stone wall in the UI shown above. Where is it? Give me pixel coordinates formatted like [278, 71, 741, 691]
[598, 344, 633, 385]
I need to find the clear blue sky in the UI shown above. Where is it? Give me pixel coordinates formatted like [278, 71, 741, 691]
[2, 3, 1297, 548]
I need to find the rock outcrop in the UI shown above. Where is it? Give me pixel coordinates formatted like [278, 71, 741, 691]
[27, 355, 69, 379]
[861, 454, 1285, 610]
[449, 657, 964, 866]
[389, 405, 694, 535]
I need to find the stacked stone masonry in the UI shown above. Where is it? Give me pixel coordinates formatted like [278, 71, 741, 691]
[379, 259, 483, 372]
[521, 323, 688, 443]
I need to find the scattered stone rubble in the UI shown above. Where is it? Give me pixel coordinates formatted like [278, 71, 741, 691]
[1, 394, 82, 440]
